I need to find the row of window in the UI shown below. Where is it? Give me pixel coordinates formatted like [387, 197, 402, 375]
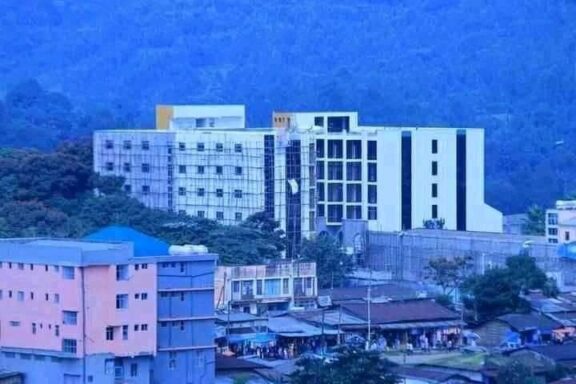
[317, 205, 378, 221]
[104, 140, 245, 154]
[180, 210, 242, 221]
[316, 140, 377, 160]
[0, 263, 75, 279]
[316, 162, 377, 182]
[317, 184, 377, 204]
[105, 323, 149, 341]
[231, 277, 314, 297]
[178, 187, 244, 198]
[9, 320, 62, 337]
[0, 289, 60, 303]
[106, 162, 245, 176]
[115, 264, 148, 280]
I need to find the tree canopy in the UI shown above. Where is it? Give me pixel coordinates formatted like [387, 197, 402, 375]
[462, 254, 558, 322]
[0, 141, 285, 265]
[300, 235, 353, 289]
[290, 346, 399, 384]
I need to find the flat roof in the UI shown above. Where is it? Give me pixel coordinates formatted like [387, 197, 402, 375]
[26, 239, 122, 252]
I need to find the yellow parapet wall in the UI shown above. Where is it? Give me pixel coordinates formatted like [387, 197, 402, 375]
[156, 105, 174, 130]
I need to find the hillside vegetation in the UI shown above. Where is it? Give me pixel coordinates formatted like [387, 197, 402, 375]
[0, 0, 575, 213]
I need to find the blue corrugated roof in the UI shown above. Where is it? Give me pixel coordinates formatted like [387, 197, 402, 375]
[83, 226, 169, 257]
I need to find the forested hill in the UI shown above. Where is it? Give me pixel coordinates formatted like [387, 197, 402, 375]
[0, 0, 576, 214]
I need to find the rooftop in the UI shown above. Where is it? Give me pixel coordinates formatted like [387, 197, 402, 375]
[319, 283, 428, 303]
[496, 313, 562, 332]
[84, 226, 169, 257]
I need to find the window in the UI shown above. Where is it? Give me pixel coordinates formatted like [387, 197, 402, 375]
[368, 207, 378, 220]
[142, 185, 150, 195]
[282, 278, 290, 295]
[432, 139, 438, 154]
[368, 185, 377, 204]
[134, 324, 139, 331]
[256, 280, 263, 296]
[178, 187, 186, 196]
[368, 163, 377, 182]
[314, 116, 324, 127]
[432, 205, 438, 219]
[169, 352, 176, 369]
[367, 141, 377, 160]
[9, 321, 20, 327]
[123, 163, 131, 172]
[116, 265, 129, 281]
[0, 290, 3, 300]
[141, 163, 150, 173]
[61, 266, 75, 280]
[124, 184, 132, 193]
[216, 189, 224, 198]
[317, 204, 325, 217]
[327, 205, 343, 222]
[197, 211, 205, 218]
[105, 162, 114, 171]
[432, 161, 438, 176]
[547, 213, 558, 225]
[216, 166, 223, 175]
[549, 239, 559, 244]
[234, 189, 243, 198]
[196, 143, 204, 152]
[232, 281, 240, 293]
[317, 162, 325, 180]
[346, 140, 362, 159]
[215, 143, 224, 152]
[234, 144, 243, 153]
[130, 363, 138, 377]
[141, 324, 148, 331]
[548, 228, 558, 236]
[347, 184, 362, 203]
[216, 212, 224, 221]
[116, 294, 128, 309]
[17, 291, 24, 301]
[18, 263, 24, 270]
[122, 325, 128, 340]
[106, 327, 114, 341]
[141, 140, 150, 150]
[8, 290, 12, 298]
[346, 162, 361, 181]
[54, 293, 60, 303]
[565, 232, 571, 241]
[105, 140, 114, 149]
[123, 140, 132, 150]
[327, 116, 350, 133]
[197, 188, 205, 197]
[141, 293, 148, 300]
[234, 166, 243, 176]
[328, 184, 343, 202]
[346, 206, 362, 219]
[178, 165, 186, 174]
[142, 264, 148, 269]
[179, 142, 186, 151]
[316, 140, 325, 158]
[55, 325, 60, 336]
[197, 166, 205, 174]
[318, 183, 325, 201]
[135, 293, 140, 299]
[62, 339, 77, 354]
[30, 292, 34, 300]
[63, 311, 78, 325]
[328, 162, 343, 180]
[327, 140, 343, 158]
[235, 212, 243, 221]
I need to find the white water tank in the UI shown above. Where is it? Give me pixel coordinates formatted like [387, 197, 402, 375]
[168, 244, 208, 255]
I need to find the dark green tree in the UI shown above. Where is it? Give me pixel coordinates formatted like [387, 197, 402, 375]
[290, 346, 399, 384]
[496, 360, 539, 384]
[522, 205, 545, 236]
[300, 235, 352, 289]
[424, 256, 473, 296]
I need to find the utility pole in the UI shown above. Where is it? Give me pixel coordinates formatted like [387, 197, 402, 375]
[366, 268, 372, 350]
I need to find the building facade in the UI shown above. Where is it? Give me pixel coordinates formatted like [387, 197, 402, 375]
[0, 238, 217, 384]
[94, 105, 315, 257]
[274, 111, 502, 233]
[546, 200, 576, 244]
[214, 261, 317, 315]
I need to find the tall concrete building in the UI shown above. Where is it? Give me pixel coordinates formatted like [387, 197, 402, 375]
[0, 234, 217, 384]
[274, 111, 502, 233]
[94, 105, 315, 257]
[546, 200, 576, 244]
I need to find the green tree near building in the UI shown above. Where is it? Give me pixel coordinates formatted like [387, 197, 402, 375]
[300, 235, 352, 289]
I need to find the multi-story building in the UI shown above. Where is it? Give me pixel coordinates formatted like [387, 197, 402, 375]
[214, 261, 317, 315]
[0, 237, 217, 384]
[94, 105, 315, 257]
[546, 200, 576, 244]
[274, 111, 502, 233]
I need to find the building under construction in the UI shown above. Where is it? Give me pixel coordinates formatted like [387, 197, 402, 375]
[93, 105, 315, 257]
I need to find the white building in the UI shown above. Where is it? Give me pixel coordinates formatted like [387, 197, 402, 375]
[546, 200, 576, 244]
[274, 111, 502, 233]
[94, 105, 315, 257]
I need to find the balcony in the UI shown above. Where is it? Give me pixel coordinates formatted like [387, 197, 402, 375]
[227, 262, 316, 279]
